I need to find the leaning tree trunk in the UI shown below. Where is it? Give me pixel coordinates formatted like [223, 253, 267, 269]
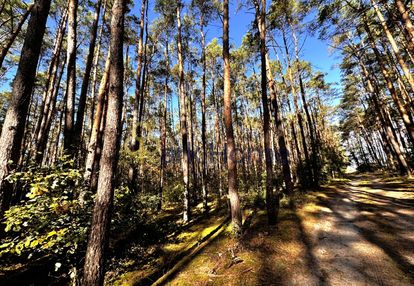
[177, 2, 190, 222]
[364, 22, 414, 146]
[0, 4, 33, 70]
[82, 0, 125, 283]
[370, 0, 414, 92]
[0, 0, 51, 217]
[395, 0, 414, 51]
[223, 0, 242, 236]
[81, 52, 111, 203]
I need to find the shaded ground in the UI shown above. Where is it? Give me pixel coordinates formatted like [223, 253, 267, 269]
[164, 173, 414, 286]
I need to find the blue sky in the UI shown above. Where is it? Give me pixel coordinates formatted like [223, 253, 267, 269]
[1, 0, 342, 102]
[144, 0, 342, 89]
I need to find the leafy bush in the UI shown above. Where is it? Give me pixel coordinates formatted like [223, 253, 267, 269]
[0, 158, 91, 265]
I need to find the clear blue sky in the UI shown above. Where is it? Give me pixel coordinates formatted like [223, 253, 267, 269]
[144, 0, 342, 89]
[1, 1, 342, 100]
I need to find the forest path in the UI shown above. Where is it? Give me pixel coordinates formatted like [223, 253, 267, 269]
[166, 174, 414, 286]
[303, 174, 414, 286]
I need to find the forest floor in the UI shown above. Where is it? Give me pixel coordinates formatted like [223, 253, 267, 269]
[145, 173, 414, 286]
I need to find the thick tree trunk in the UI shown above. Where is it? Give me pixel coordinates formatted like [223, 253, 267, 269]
[395, 0, 414, 49]
[81, 0, 125, 283]
[177, 3, 190, 222]
[0, 0, 51, 217]
[223, 0, 242, 236]
[63, 0, 77, 156]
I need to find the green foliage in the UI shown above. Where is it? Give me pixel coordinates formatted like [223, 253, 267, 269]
[0, 158, 90, 263]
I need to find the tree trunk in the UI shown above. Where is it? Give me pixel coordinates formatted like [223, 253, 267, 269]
[371, 0, 414, 92]
[267, 61, 293, 193]
[200, 13, 208, 213]
[254, 0, 277, 224]
[223, 0, 242, 236]
[355, 49, 412, 176]
[130, 0, 146, 152]
[159, 42, 169, 211]
[74, 0, 103, 149]
[82, 52, 111, 202]
[177, 3, 190, 222]
[34, 11, 67, 163]
[395, 0, 414, 49]
[63, 0, 77, 156]
[0, 0, 51, 217]
[364, 22, 414, 146]
[82, 0, 125, 283]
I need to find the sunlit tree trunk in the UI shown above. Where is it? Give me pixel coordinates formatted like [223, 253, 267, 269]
[177, 2, 190, 222]
[82, 52, 111, 203]
[395, 0, 414, 49]
[0, 0, 51, 217]
[364, 22, 414, 146]
[82, 0, 125, 283]
[34, 11, 67, 163]
[370, 0, 414, 92]
[223, 0, 242, 235]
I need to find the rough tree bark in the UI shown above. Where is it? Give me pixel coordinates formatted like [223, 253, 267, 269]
[63, 0, 78, 156]
[254, 0, 277, 224]
[0, 0, 51, 217]
[81, 0, 125, 283]
[223, 0, 242, 236]
[177, 2, 190, 222]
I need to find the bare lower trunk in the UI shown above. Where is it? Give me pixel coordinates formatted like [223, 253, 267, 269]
[223, 0, 242, 236]
[82, 0, 125, 283]
[177, 3, 190, 222]
[63, 0, 78, 156]
[254, 0, 277, 224]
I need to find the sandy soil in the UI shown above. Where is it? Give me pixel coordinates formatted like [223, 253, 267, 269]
[166, 174, 414, 286]
[302, 174, 414, 286]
